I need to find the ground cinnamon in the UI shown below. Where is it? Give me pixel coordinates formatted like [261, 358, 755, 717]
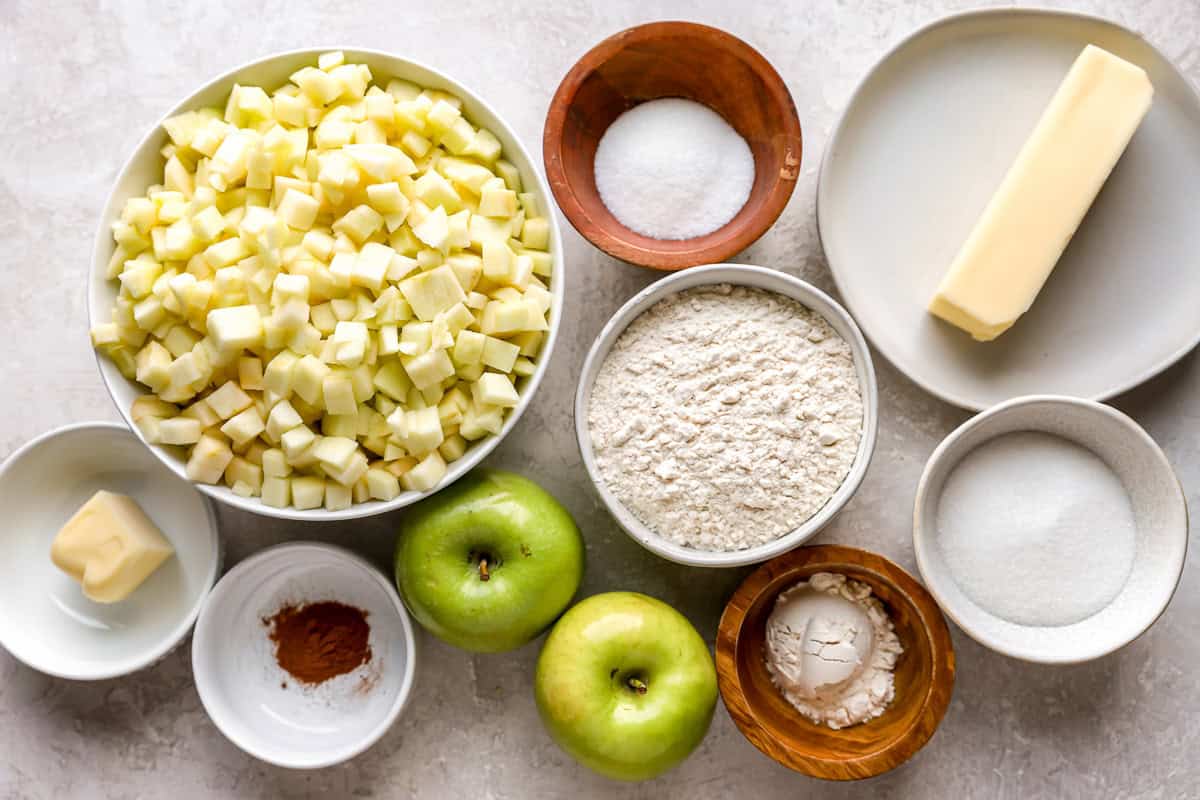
[265, 601, 371, 686]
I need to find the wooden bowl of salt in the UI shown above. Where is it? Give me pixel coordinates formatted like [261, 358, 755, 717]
[716, 544, 956, 781]
[543, 21, 802, 270]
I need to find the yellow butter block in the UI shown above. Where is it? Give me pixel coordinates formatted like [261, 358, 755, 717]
[50, 490, 174, 603]
[928, 44, 1153, 341]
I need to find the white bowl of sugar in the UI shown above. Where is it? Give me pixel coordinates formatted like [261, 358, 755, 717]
[913, 395, 1187, 664]
[575, 264, 878, 568]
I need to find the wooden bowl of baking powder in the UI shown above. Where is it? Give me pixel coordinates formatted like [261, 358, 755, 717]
[716, 545, 955, 781]
[544, 21, 802, 270]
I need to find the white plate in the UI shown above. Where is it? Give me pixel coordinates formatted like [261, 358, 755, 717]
[818, 8, 1200, 410]
[913, 396, 1187, 663]
[0, 423, 220, 679]
[191, 542, 416, 769]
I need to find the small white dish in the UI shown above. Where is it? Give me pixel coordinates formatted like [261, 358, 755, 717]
[818, 8, 1200, 410]
[0, 422, 220, 680]
[575, 264, 879, 568]
[192, 542, 416, 768]
[913, 395, 1187, 664]
[88, 47, 564, 521]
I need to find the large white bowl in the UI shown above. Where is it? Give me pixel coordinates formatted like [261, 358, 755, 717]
[913, 395, 1188, 664]
[575, 264, 879, 568]
[88, 48, 564, 521]
[0, 423, 220, 679]
[192, 542, 416, 768]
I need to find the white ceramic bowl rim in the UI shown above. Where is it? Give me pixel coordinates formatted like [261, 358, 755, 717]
[0, 421, 221, 680]
[574, 264, 879, 568]
[815, 7, 1200, 411]
[191, 541, 417, 768]
[912, 394, 1189, 664]
[88, 46, 565, 521]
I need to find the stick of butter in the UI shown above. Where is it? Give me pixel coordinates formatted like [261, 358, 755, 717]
[50, 490, 175, 603]
[928, 44, 1153, 341]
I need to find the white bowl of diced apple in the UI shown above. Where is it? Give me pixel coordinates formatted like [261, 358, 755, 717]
[87, 49, 562, 520]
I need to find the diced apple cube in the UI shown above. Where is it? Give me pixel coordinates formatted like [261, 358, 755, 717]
[220, 407, 265, 447]
[292, 354, 331, 405]
[261, 476, 291, 508]
[332, 204, 384, 244]
[266, 399, 303, 439]
[280, 424, 316, 459]
[277, 189, 319, 231]
[521, 217, 550, 250]
[478, 183, 518, 218]
[440, 118, 475, 155]
[236, 357, 264, 391]
[411, 205, 450, 252]
[131, 395, 179, 421]
[186, 434, 235, 484]
[263, 350, 299, 397]
[370, 359, 411, 400]
[135, 341, 172, 392]
[452, 329, 486, 366]
[463, 128, 502, 163]
[158, 416, 203, 445]
[324, 480, 352, 510]
[206, 380, 253, 419]
[482, 336, 520, 372]
[402, 348, 455, 390]
[439, 433, 468, 462]
[325, 449, 369, 487]
[399, 264, 466, 321]
[262, 448, 291, 478]
[207, 305, 263, 352]
[495, 159, 523, 192]
[291, 475, 325, 510]
[313, 435, 358, 472]
[224, 456, 263, 493]
[322, 372, 358, 415]
[400, 450, 447, 492]
[180, 398, 220, 428]
[472, 373, 520, 408]
[365, 467, 400, 501]
[291, 66, 342, 105]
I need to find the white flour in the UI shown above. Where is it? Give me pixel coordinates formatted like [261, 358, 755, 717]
[765, 572, 903, 729]
[588, 285, 863, 551]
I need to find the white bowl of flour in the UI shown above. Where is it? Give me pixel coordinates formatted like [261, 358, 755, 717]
[913, 396, 1188, 664]
[575, 264, 878, 568]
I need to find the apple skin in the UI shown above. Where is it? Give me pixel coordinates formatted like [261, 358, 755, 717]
[534, 592, 718, 782]
[394, 469, 584, 653]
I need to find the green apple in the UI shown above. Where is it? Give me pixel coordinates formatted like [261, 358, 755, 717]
[534, 592, 718, 781]
[394, 468, 584, 653]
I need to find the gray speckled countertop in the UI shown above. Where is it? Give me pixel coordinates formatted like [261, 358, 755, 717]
[2, 1, 1197, 797]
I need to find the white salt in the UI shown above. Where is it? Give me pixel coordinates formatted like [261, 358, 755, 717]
[593, 98, 755, 240]
[935, 431, 1136, 627]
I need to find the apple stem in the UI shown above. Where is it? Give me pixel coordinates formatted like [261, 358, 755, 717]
[628, 677, 648, 695]
[478, 557, 490, 582]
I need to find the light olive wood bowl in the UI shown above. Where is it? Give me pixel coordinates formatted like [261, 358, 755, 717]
[543, 21, 802, 270]
[716, 545, 955, 781]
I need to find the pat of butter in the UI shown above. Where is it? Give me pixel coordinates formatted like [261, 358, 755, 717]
[928, 44, 1153, 341]
[50, 491, 174, 603]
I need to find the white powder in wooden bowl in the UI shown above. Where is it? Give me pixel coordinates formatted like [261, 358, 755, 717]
[593, 98, 755, 240]
[587, 285, 863, 552]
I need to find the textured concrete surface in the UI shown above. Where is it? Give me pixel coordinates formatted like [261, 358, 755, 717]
[2, 1, 1198, 797]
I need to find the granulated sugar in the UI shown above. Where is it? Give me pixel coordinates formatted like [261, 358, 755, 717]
[593, 98, 755, 240]
[935, 431, 1136, 627]
[588, 285, 863, 552]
